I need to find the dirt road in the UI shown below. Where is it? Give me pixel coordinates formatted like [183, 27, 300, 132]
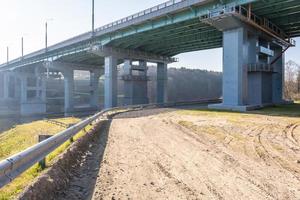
[47, 107, 300, 200]
[91, 108, 300, 200]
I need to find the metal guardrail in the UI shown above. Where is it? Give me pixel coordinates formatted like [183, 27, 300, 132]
[0, 99, 220, 189]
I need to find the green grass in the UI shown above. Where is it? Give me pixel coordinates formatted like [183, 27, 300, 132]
[0, 117, 85, 200]
[177, 102, 300, 118]
[251, 102, 300, 117]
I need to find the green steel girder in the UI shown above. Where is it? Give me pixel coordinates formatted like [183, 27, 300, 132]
[150, 38, 222, 55]
[110, 20, 212, 47]
[252, 0, 300, 37]
[157, 38, 222, 54]
[114, 26, 217, 51]
[141, 31, 221, 51]
[102, 0, 258, 47]
[254, 0, 299, 15]
[169, 43, 222, 56]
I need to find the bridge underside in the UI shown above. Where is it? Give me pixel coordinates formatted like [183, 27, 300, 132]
[252, 0, 300, 38]
[107, 19, 222, 57]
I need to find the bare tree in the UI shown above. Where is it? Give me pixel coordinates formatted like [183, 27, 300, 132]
[285, 60, 300, 100]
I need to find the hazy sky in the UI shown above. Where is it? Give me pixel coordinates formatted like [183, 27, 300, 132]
[0, 0, 299, 71]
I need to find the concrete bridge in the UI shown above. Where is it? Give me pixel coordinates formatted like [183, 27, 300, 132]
[0, 0, 299, 116]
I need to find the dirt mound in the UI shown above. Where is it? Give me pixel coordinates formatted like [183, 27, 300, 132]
[18, 119, 111, 200]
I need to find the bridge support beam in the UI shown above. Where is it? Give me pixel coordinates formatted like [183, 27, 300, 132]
[104, 56, 118, 109]
[122, 60, 149, 106]
[156, 62, 168, 103]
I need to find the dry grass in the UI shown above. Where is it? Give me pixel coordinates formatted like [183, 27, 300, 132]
[0, 117, 84, 200]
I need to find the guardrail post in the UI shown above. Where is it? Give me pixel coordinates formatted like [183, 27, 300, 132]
[38, 135, 52, 169]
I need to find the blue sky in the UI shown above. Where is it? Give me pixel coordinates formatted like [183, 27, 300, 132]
[0, 0, 299, 71]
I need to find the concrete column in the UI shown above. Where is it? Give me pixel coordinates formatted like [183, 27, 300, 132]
[41, 77, 47, 102]
[123, 60, 149, 105]
[223, 27, 248, 106]
[0, 73, 4, 98]
[156, 62, 168, 103]
[3, 73, 10, 99]
[123, 60, 132, 76]
[272, 46, 284, 104]
[20, 76, 28, 103]
[90, 69, 102, 109]
[63, 70, 74, 113]
[137, 60, 149, 104]
[247, 35, 262, 105]
[104, 56, 118, 108]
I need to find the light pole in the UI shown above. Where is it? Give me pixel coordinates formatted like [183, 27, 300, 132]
[45, 19, 53, 51]
[6, 46, 9, 64]
[21, 37, 24, 58]
[92, 0, 95, 36]
[45, 22, 48, 51]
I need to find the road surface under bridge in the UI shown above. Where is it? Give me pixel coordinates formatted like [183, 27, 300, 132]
[0, 0, 299, 116]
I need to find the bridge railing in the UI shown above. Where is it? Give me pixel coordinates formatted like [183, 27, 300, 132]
[95, 0, 184, 33]
[0, 98, 220, 189]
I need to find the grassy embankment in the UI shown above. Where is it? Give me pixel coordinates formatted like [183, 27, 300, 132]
[0, 117, 91, 200]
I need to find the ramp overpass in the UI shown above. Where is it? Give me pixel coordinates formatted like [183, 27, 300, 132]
[0, 0, 299, 115]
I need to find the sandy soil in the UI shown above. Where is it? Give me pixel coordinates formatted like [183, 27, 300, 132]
[90, 108, 300, 200]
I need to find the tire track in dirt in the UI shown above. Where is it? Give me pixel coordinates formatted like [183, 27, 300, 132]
[284, 123, 300, 146]
[254, 125, 300, 182]
[172, 120, 277, 199]
[90, 108, 300, 200]
[154, 162, 201, 200]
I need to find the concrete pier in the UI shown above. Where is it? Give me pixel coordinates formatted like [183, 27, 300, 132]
[90, 69, 102, 109]
[104, 56, 118, 109]
[208, 15, 286, 111]
[122, 60, 149, 105]
[156, 62, 168, 103]
[20, 72, 47, 116]
[62, 69, 75, 114]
